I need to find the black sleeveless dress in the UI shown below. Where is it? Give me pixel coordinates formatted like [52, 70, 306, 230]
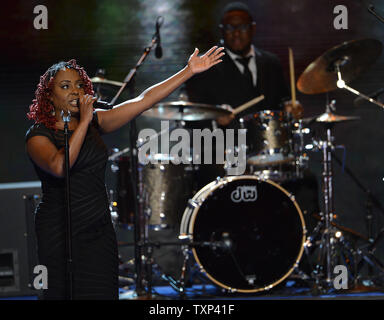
[25, 113, 118, 300]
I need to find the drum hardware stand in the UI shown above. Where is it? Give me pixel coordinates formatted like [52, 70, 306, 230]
[61, 110, 74, 300]
[294, 119, 308, 177]
[119, 238, 233, 299]
[307, 144, 362, 293]
[303, 127, 384, 292]
[299, 98, 348, 293]
[317, 105, 338, 291]
[133, 120, 188, 299]
[116, 238, 219, 298]
[298, 58, 384, 293]
[162, 238, 252, 298]
[171, 242, 218, 299]
[328, 61, 384, 288]
[108, 147, 130, 162]
[331, 151, 384, 289]
[303, 213, 364, 292]
[335, 62, 384, 110]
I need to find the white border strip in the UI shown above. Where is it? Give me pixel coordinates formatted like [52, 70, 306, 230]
[0, 181, 41, 190]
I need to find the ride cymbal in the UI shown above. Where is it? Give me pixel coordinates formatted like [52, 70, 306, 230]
[91, 76, 124, 87]
[297, 39, 382, 94]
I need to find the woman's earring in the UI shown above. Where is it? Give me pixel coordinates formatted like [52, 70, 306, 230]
[50, 102, 56, 116]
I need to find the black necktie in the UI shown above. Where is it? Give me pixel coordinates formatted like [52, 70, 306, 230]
[236, 56, 254, 87]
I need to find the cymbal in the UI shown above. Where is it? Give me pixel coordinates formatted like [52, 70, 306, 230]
[142, 100, 233, 121]
[297, 39, 383, 94]
[303, 112, 360, 124]
[91, 76, 124, 87]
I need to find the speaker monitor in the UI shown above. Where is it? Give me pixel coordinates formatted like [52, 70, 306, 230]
[0, 181, 41, 298]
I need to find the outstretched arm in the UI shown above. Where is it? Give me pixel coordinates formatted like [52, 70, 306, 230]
[96, 46, 224, 133]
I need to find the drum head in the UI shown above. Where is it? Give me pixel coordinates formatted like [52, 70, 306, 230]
[189, 176, 305, 292]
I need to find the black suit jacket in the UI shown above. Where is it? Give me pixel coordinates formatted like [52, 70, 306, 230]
[185, 47, 290, 118]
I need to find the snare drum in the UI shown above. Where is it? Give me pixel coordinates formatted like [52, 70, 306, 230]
[180, 175, 306, 293]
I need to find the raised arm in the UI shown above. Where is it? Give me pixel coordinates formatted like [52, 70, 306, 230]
[96, 46, 224, 133]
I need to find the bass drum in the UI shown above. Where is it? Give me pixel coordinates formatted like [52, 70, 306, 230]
[180, 175, 306, 293]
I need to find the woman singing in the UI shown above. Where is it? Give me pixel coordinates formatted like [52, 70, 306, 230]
[25, 46, 224, 299]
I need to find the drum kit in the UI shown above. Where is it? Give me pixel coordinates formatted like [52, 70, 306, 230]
[95, 38, 384, 297]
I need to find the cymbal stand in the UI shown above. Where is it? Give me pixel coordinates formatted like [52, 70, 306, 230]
[331, 62, 384, 286]
[335, 62, 384, 110]
[303, 99, 342, 292]
[318, 123, 336, 289]
[306, 124, 384, 291]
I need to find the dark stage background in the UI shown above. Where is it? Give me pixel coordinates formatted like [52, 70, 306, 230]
[1, 0, 384, 282]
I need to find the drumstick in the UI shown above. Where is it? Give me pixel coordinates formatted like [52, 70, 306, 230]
[289, 47, 297, 108]
[232, 95, 265, 115]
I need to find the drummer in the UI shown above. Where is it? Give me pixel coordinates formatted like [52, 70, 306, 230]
[185, 1, 303, 125]
[185, 2, 319, 234]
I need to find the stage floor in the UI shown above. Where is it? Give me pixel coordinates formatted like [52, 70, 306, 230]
[2, 278, 384, 300]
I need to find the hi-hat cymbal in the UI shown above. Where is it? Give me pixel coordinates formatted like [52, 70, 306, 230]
[297, 39, 382, 94]
[303, 112, 360, 125]
[91, 76, 124, 87]
[142, 100, 233, 121]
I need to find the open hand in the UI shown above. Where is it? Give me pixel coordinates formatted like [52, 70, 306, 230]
[187, 46, 225, 74]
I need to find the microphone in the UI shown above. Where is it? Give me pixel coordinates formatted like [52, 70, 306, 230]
[154, 16, 164, 59]
[93, 99, 113, 110]
[354, 88, 384, 107]
[76, 96, 113, 109]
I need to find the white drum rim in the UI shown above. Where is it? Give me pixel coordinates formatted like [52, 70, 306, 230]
[179, 179, 219, 238]
[183, 175, 307, 293]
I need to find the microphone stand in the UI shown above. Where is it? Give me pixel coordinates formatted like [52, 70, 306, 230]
[61, 110, 73, 300]
[96, 18, 162, 109]
[95, 23, 162, 297]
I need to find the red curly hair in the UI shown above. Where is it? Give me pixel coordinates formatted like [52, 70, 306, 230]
[27, 59, 94, 129]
